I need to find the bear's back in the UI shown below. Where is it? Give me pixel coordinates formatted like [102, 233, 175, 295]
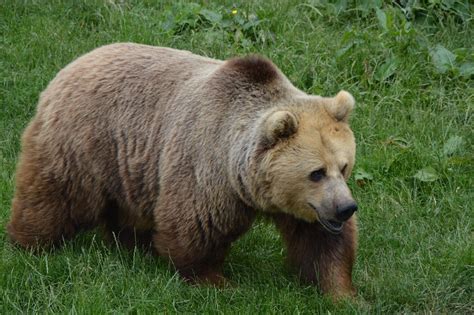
[27, 44, 225, 213]
[39, 43, 222, 117]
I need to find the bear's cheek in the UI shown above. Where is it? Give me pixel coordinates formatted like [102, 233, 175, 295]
[288, 207, 319, 223]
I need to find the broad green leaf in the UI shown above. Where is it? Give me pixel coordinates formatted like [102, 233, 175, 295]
[355, 168, 373, 181]
[443, 135, 464, 156]
[336, 42, 354, 58]
[355, 0, 382, 13]
[453, 47, 469, 60]
[430, 45, 456, 74]
[459, 62, 474, 78]
[200, 9, 222, 24]
[243, 19, 261, 31]
[375, 8, 387, 31]
[330, 0, 348, 15]
[354, 168, 373, 187]
[414, 167, 439, 182]
[203, 31, 222, 43]
[375, 57, 398, 82]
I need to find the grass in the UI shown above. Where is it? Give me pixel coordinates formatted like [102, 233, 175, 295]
[1, 0, 472, 313]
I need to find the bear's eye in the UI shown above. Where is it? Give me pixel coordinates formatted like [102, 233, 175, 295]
[341, 163, 348, 175]
[309, 169, 326, 182]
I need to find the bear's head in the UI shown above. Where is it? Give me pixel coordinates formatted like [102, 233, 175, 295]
[251, 91, 357, 234]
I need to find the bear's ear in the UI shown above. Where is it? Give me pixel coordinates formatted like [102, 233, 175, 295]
[260, 110, 299, 149]
[326, 90, 355, 122]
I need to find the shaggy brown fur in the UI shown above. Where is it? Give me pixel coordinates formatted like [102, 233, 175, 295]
[8, 43, 358, 298]
[271, 213, 357, 297]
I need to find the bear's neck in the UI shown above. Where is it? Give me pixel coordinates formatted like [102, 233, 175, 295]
[226, 118, 265, 210]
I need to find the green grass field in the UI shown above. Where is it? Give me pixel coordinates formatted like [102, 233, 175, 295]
[1, 1, 472, 313]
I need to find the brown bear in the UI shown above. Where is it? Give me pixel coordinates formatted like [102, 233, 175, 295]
[7, 43, 358, 298]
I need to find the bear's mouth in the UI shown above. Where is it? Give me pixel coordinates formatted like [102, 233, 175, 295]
[319, 219, 343, 234]
[308, 203, 344, 234]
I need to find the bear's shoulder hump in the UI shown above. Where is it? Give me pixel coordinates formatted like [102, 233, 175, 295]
[223, 55, 279, 85]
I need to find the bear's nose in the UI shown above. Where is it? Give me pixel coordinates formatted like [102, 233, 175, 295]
[336, 202, 358, 222]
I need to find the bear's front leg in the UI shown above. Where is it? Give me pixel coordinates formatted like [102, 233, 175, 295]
[152, 189, 235, 287]
[153, 226, 232, 287]
[271, 213, 357, 299]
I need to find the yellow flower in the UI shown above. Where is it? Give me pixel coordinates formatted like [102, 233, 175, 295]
[231, 8, 238, 15]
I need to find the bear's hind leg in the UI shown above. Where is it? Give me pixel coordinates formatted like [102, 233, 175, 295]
[7, 145, 101, 249]
[8, 194, 79, 249]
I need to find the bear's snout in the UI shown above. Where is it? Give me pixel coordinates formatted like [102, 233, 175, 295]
[335, 202, 357, 222]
